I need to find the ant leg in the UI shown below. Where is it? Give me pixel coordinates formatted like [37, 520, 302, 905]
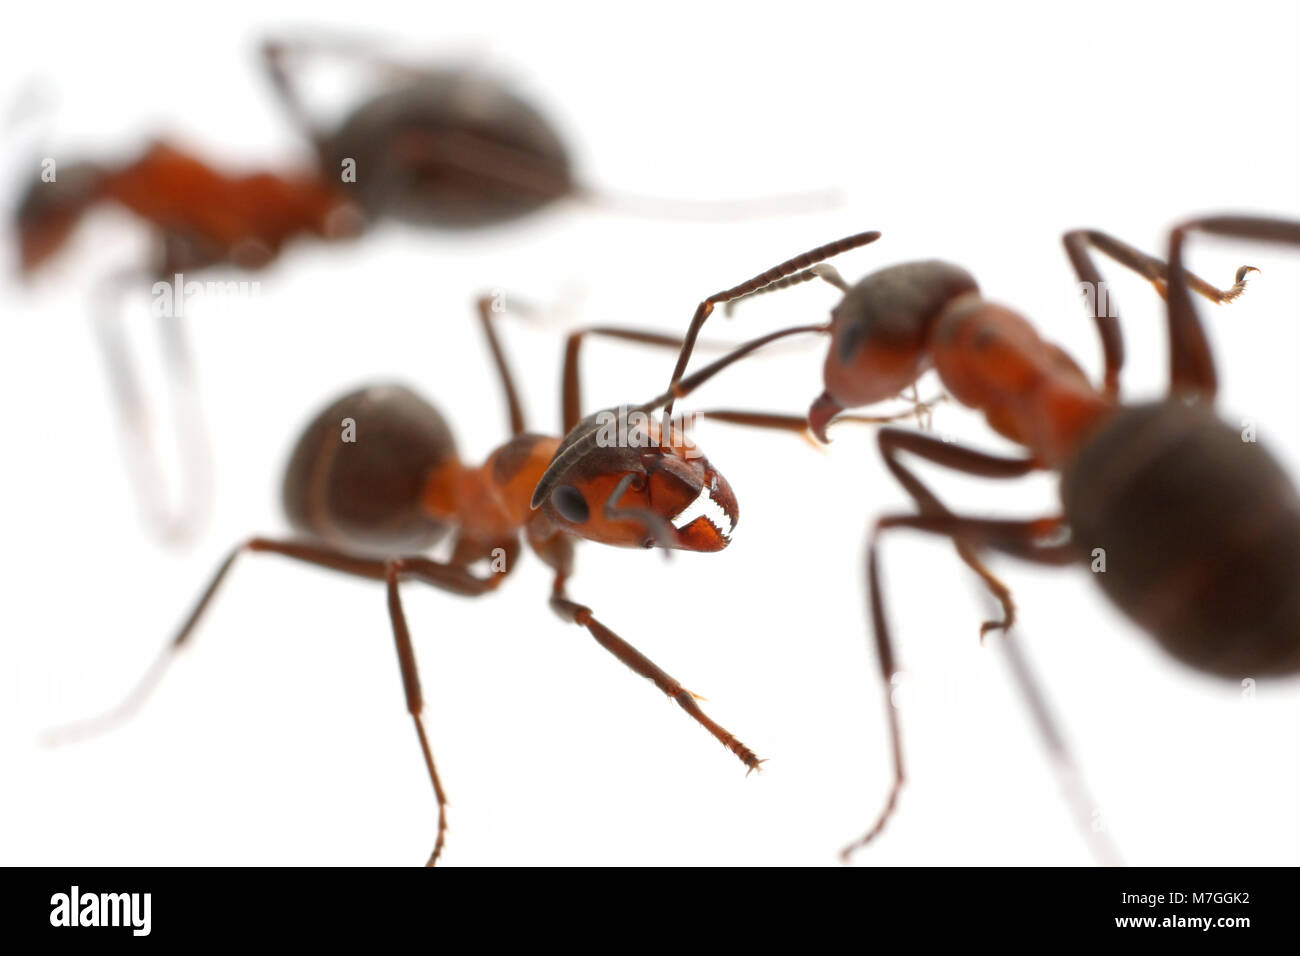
[548, 573, 763, 774]
[876, 428, 1044, 637]
[47, 537, 504, 744]
[846, 510, 1113, 864]
[563, 327, 713, 433]
[259, 35, 435, 154]
[383, 567, 449, 866]
[260, 40, 331, 155]
[662, 231, 883, 418]
[1063, 229, 1256, 398]
[904, 384, 933, 430]
[1065, 230, 1255, 304]
[92, 269, 212, 546]
[475, 289, 606, 436]
[382, 554, 506, 867]
[474, 294, 530, 436]
[47, 537, 505, 864]
[1166, 215, 1300, 399]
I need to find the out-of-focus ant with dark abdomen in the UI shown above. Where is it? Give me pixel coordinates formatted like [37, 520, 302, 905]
[17, 35, 831, 545]
[610, 217, 1291, 862]
[15, 37, 575, 546]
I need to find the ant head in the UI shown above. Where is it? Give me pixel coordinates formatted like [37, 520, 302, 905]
[531, 406, 738, 552]
[811, 260, 979, 440]
[14, 161, 104, 275]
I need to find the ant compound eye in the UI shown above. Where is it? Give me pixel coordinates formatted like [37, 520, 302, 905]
[551, 485, 590, 523]
[837, 318, 865, 364]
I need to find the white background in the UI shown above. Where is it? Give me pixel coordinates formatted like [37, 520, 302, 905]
[3, 0, 1300, 867]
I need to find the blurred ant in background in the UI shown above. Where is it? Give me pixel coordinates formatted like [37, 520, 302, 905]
[15, 34, 831, 545]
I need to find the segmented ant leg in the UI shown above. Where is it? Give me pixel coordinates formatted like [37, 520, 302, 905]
[875, 428, 1042, 638]
[662, 231, 883, 419]
[91, 268, 213, 546]
[260, 35, 438, 155]
[46, 537, 505, 865]
[1063, 229, 1257, 399]
[476, 290, 616, 435]
[848, 511, 1120, 866]
[904, 384, 930, 430]
[384, 568, 449, 867]
[1167, 215, 1300, 400]
[561, 327, 700, 432]
[475, 293, 530, 436]
[45, 537, 504, 745]
[382, 553, 508, 867]
[548, 576, 764, 775]
[260, 40, 330, 154]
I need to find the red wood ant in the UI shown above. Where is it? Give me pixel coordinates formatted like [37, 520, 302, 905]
[16, 35, 829, 545]
[559, 217, 1290, 862]
[47, 294, 928, 865]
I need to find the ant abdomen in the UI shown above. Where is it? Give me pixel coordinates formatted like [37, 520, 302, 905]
[1061, 402, 1300, 678]
[282, 384, 458, 556]
[322, 72, 574, 229]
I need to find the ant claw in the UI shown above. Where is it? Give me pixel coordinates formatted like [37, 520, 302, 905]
[745, 758, 769, 778]
[979, 619, 1010, 644]
[1222, 265, 1260, 302]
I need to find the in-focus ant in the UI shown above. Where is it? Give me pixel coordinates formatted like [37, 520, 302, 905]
[47, 294, 923, 864]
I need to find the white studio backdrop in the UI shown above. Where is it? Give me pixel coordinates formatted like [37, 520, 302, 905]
[2, 0, 1299, 866]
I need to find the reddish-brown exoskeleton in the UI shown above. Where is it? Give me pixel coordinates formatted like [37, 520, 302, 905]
[587, 218, 1296, 862]
[46, 296, 801, 865]
[18, 36, 829, 545]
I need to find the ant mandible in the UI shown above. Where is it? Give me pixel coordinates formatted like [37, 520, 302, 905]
[552, 217, 1293, 863]
[17, 34, 828, 545]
